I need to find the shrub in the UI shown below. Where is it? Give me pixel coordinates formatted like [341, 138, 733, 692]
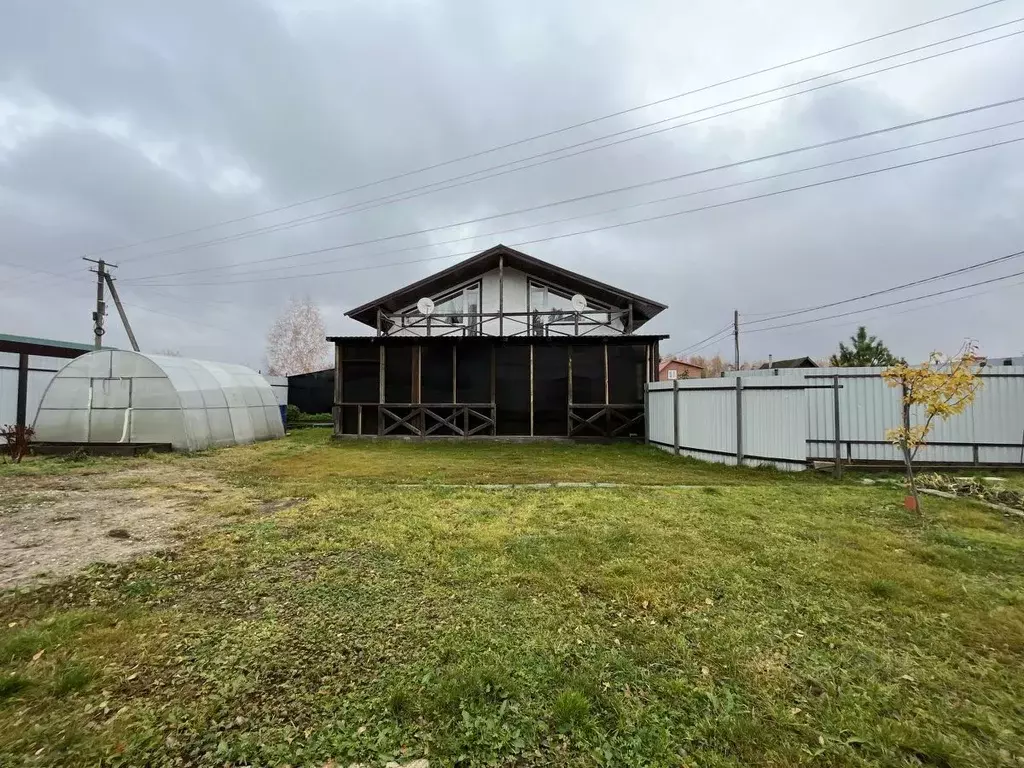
[0, 424, 34, 463]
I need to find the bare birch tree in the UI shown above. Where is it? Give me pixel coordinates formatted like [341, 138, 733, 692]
[265, 298, 331, 376]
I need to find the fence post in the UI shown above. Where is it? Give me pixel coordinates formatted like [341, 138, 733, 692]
[643, 385, 650, 445]
[833, 375, 842, 479]
[735, 376, 744, 466]
[673, 377, 680, 455]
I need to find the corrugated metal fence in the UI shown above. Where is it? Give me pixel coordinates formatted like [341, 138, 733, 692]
[647, 377, 808, 470]
[647, 366, 1024, 469]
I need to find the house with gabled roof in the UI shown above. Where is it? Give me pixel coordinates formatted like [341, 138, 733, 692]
[328, 244, 667, 438]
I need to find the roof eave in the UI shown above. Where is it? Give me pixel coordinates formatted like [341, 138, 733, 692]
[345, 244, 666, 329]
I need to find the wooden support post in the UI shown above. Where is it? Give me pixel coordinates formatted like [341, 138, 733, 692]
[490, 344, 497, 435]
[452, 345, 457, 403]
[604, 344, 610, 405]
[357, 404, 363, 436]
[413, 347, 421, 404]
[735, 375, 744, 466]
[833, 375, 843, 479]
[567, 346, 573, 437]
[414, 346, 423, 437]
[15, 353, 28, 429]
[529, 343, 535, 437]
[604, 343, 610, 438]
[498, 253, 505, 337]
[378, 346, 386, 437]
[673, 377, 680, 455]
[333, 344, 343, 436]
[643, 343, 650, 444]
[627, 301, 634, 334]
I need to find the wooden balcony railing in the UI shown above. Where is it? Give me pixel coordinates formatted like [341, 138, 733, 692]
[377, 309, 631, 337]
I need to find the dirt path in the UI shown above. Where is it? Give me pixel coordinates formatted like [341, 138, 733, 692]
[0, 464, 225, 590]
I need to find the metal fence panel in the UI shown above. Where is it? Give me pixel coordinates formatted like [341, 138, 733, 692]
[743, 379, 807, 467]
[646, 378, 806, 470]
[799, 366, 1024, 466]
[657, 366, 1024, 468]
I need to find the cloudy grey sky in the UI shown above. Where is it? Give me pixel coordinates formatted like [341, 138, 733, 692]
[2, 0, 1023, 369]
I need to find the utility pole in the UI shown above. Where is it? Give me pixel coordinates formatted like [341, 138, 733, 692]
[733, 309, 740, 371]
[84, 258, 140, 352]
[86, 258, 108, 349]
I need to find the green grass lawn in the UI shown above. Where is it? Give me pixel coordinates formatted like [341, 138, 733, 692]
[1, 435, 1023, 766]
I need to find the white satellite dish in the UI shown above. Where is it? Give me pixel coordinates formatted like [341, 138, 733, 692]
[570, 294, 588, 312]
[417, 297, 435, 315]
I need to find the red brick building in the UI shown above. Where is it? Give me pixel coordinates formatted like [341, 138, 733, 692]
[658, 358, 703, 381]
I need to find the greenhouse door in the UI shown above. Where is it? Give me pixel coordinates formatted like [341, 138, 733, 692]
[88, 377, 132, 442]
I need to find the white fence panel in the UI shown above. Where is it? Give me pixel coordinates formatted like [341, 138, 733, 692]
[646, 383, 675, 447]
[777, 366, 1024, 466]
[647, 378, 807, 470]
[653, 366, 1024, 469]
[743, 378, 807, 468]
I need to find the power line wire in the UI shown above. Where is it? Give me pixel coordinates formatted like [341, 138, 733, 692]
[761, 273, 1024, 338]
[744, 247, 1024, 325]
[125, 106, 1024, 284]
[79, 0, 1013, 260]
[666, 325, 735, 358]
[129, 134, 1024, 288]
[117, 19, 1024, 265]
[745, 263, 1024, 333]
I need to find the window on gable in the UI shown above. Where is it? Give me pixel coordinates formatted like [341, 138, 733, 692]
[404, 280, 481, 332]
[528, 280, 613, 334]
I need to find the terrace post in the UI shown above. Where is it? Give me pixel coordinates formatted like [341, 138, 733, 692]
[378, 346, 385, 437]
[332, 343, 342, 436]
[529, 343, 535, 437]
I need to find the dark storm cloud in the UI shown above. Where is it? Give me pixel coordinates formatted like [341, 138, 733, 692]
[2, 0, 1023, 368]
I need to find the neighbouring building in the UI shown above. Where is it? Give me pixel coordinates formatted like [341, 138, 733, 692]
[288, 368, 334, 414]
[658, 358, 703, 381]
[329, 244, 667, 438]
[0, 333, 93, 429]
[760, 356, 819, 370]
[984, 355, 1024, 367]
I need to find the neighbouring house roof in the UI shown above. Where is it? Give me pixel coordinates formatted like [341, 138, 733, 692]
[658, 358, 703, 373]
[345, 244, 667, 330]
[760, 356, 819, 369]
[0, 333, 95, 358]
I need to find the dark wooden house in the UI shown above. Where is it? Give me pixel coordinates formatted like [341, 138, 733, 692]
[329, 244, 666, 438]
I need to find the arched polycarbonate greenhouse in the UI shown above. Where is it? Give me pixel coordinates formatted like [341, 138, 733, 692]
[33, 350, 284, 452]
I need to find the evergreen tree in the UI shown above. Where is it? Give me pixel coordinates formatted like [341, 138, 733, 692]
[830, 326, 902, 367]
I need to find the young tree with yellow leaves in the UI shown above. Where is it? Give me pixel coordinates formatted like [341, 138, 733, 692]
[881, 341, 982, 511]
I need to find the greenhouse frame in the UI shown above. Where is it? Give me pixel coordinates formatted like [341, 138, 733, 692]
[33, 350, 284, 452]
